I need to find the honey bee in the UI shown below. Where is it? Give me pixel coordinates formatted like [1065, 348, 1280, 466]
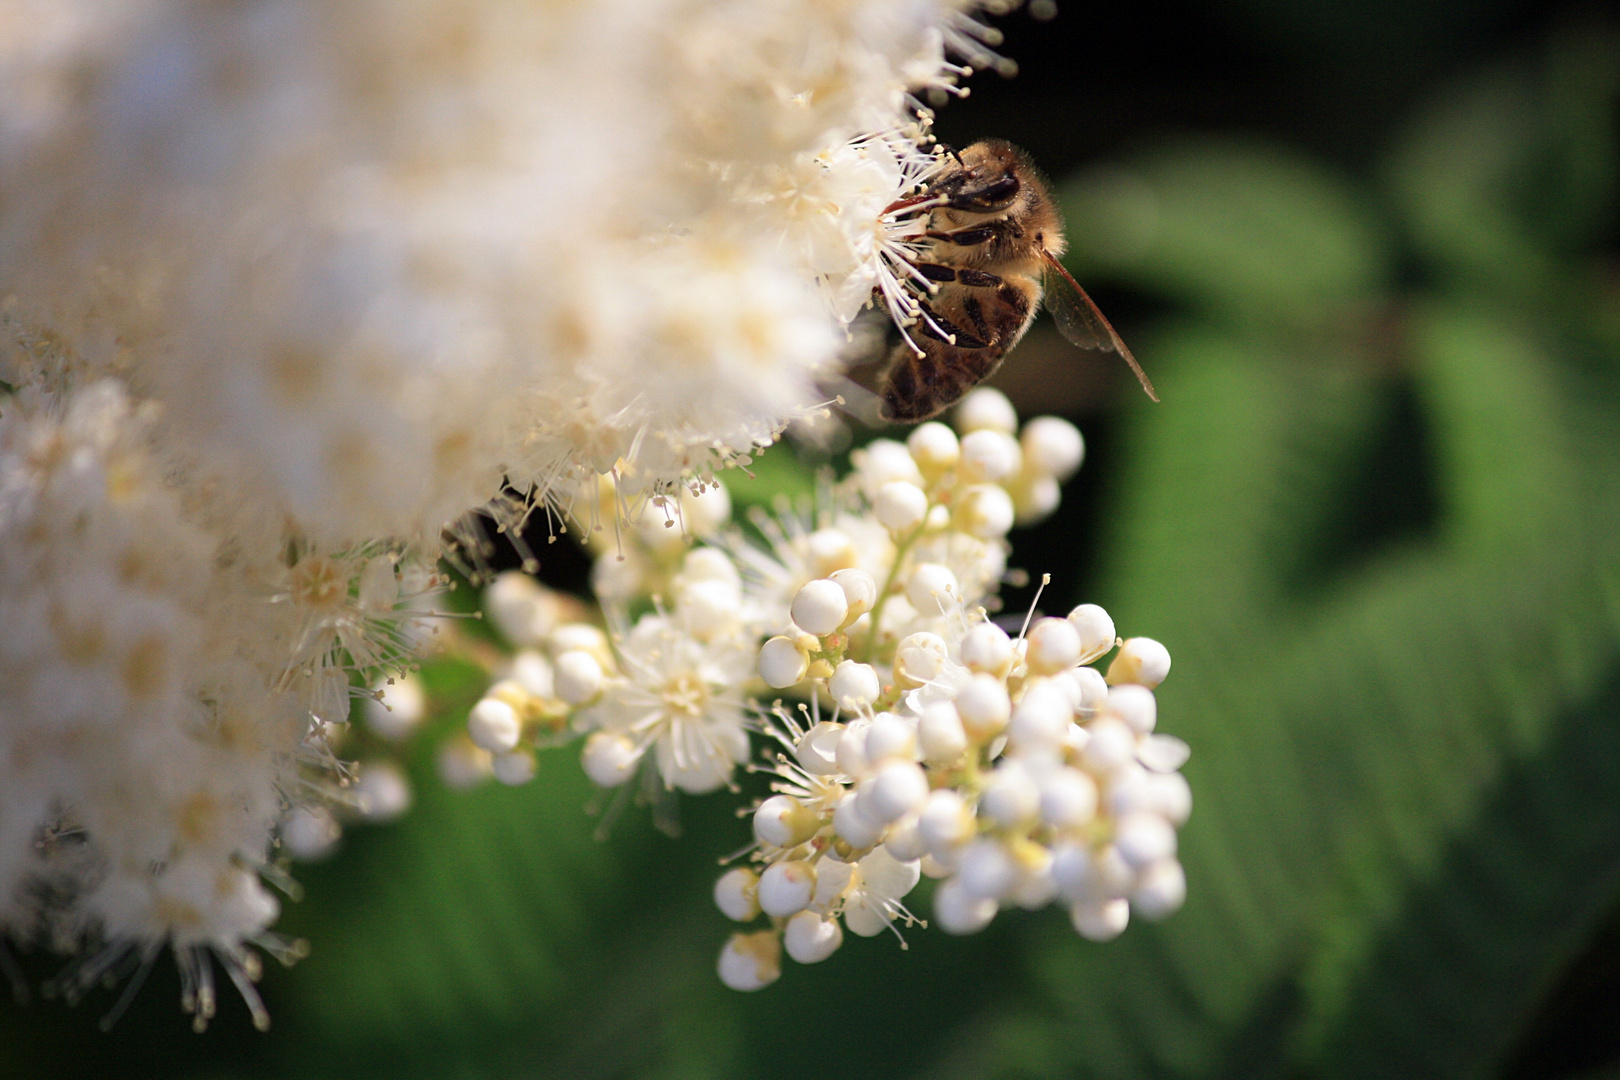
[877, 139, 1158, 423]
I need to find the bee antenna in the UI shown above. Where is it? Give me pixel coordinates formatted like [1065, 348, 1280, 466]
[947, 145, 965, 166]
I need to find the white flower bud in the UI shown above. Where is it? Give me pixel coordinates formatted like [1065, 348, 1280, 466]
[1026, 617, 1083, 676]
[553, 649, 605, 705]
[917, 789, 974, 859]
[1106, 683, 1158, 734]
[758, 636, 809, 689]
[549, 623, 610, 666]
[485, 571, 559, 647]
[718, 931, 780, 992]
[280, 807, 340, 862]
[492, 749, 537, 786]
[581, 732, 641, 787]
[1052, 843, 1136, 904]
[363, 674, 426, 740]
[783, 911, 844, 964]
[1147, 772, 1193, 824]
[904, 562, 958, 616]
[1107, 636, 1172, 688]
[753, 794, 821, 848]
[829, 568, 877, 622]
[917, 701, 968, 765]
[893, 631, 949, 689]
[1012, 473, 1063, 525]
[467, 697, 521, 754]
[510, 651, 555, 700]
[835, 718, 872, 778]
[680, 481, 731, 539]
[1138, 733, 1191, 774]
[955, 673, 1011, 742]
[804, 528, 858, 577]
[958, 429, 1022, 484]
[1071, 898, 1130, 942]
[757, 861, 817, 918]
[1068, 666, 1109, 717]
[1067, 604, 1117, 664]
[680, 546, 740, 586]
[960, 621, 1014, 674]
[1132, 859, 1188, 920]
[829, 660, 880, 712]
[979, 762, 1039, 829]
[1007, 681, 1074, 757]
[953, 483, 1016, 539]
[832, 791, 885, 849]
[873, 480, 929, 534]
[1040, 768, 1099, 829]
[791, 578, 850, 636]
[1021, 416, 1085, 481]
[934, 877, 999, 935]
[956, 836, 1017, 900]
[854, 438, 925, 495]
[1082, 717, 1137, 774]
[1114, 812, 1177, 868]
[906, 421, 959, 476]
[714, 867, 760, 922]
[354, 761, 412, 822]
[865, 760, 929, 823]
[678, 577, 742, 640]
[884, 814, 927, 862]
[954, 387, 1019, 434]
[795, 721, 843, 776]
[437, 738, 493, 790]
[864, 712, 917, 764]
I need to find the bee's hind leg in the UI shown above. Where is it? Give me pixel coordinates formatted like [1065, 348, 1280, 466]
[912, 263, 1003, 288]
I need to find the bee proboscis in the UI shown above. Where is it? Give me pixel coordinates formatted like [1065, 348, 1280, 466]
[877, 139, 1157, 423]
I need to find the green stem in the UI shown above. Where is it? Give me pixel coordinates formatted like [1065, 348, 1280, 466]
[862, 517, 929, 663]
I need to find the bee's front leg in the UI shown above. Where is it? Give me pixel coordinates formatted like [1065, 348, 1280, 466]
[912, 263, 1004, 288]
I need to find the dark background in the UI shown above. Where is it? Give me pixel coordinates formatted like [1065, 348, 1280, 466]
[5, 1, 1620, 1077]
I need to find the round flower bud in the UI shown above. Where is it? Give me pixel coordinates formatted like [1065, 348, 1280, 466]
[757, 861, 817, 918]
[905, 562, 959, 617]
[864, 712, 917, 764]
[1021, 416, 1085, 481]
[795, 721, 843, 776]
[829, 660, 881, 712]
[280, 806, 340, 862]
[832, 792, 885, 849]
[829, 568, 877, 622]
[753, 794, 821, 848]
[680, 481, 731, 539]
[854, 438, 925, 495]
[509, 651, 555, 700]
[934, 877, 999, 935]
[1068, 666, 1109, 718]
[549, 623, 611, 667]
[884, 814, 927, 862]
[1070, 898, 1130, 942]
[714, 867, 760, 922]
[492, 749, 538, 786]
[954, 386, 1019, 434]
[718, 931, 780, 992]
[581, 732, 641, 787]
[805, 528, 859, 577]
[873, 480, 929, 534]
[758, 635, 809, 689]
[1148, 772, 1193, 825]
[1138, 733, 1191, 774]
[1067, 604, 1117, 664]
[1082, 717, 1137, 774]
[1107, 637, 1172, 688]
[1106, 683, 1157, 735]
[484, 571, 559, 647]
[917, 789, 975, 859]
[1007, 681, 1075, 756]
[678, 578, 742, 641]
[865, 760, 930, 823]
[917, 701, 968, 765]
[1026, 617, 1083, 676]
[553, 649, 605, 706]
[467, 697, 521, 754]
[1132, 859, 1188, 920]
[979, 762, 1040, 830]
[955, 673, 1011, 743]
[1114, 812, 1177, 868]
[679, 546, 740, 586]
[783, 911, 844, 964]
[363, 674, 426, 740]
[958, 429, 1022, 484]
[437, 737, 493, 790]
[953, 483, 1016, 539]
[906, 421, 960, 477]
[1040, 768, 1099, 829]
[893, 631, 949, 689]
[791, 579, 850, 636]
[835, 718, 872, 778]
[960, 621, 1014, 675]
[354, 761, 412, 822]
[1012, 472, 1063, 525]
[956, 836, 1017, 900]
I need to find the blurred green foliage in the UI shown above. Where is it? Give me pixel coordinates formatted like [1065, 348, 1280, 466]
[6, 12, 1620, 1080]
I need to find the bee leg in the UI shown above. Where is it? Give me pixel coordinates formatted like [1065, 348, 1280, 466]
[914, 263, 957, 283]
[927, 226, 997, 246]
[914, 299, 988, 349]
[911, 263, 1003, 289]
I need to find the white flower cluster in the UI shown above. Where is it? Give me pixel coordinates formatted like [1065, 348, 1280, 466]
[2, 0, 1020, 1024]
[467, 388, 1191, 991]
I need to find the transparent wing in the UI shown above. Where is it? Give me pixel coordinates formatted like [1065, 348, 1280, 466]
[1041, 249, 1159, 401]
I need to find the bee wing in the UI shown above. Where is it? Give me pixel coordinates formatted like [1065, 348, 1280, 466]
[1040, 250, 1159, 402]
